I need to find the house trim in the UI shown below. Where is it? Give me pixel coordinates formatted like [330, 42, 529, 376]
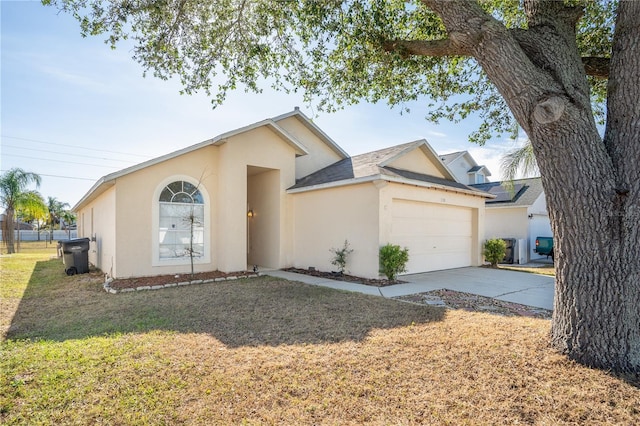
[287, 173, 495, 198]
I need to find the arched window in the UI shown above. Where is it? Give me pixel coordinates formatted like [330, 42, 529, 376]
[158, 181, 205, 259]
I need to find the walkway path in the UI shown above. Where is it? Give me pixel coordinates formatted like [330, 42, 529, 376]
[265, 267, 554, 310]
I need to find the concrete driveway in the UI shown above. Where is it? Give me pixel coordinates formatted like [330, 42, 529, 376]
[381, 267, 555, 310]
[267, 267, 555, 310]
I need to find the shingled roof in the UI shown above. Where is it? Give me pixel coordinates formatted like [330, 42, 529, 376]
[289, 141, 489, 196]
[471, 177, 545, 207]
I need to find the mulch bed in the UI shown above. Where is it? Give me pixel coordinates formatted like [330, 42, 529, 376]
[396, 289, 553, 319]
[283, 267, 404, 287]
[109, 270, 256, 290]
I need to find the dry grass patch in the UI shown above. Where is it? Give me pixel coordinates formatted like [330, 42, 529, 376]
[2, 250, 639, 425]
[500, 264, 556, 276]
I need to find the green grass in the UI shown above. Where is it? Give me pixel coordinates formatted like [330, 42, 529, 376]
[1, 244, 638, 425]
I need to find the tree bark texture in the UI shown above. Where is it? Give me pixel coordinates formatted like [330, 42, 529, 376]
[425, 0, 640, 372]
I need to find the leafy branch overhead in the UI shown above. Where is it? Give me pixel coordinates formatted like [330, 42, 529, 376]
[44, 0, 612, 144]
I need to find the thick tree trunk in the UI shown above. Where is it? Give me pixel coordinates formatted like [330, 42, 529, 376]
[426, 0, 640, 373]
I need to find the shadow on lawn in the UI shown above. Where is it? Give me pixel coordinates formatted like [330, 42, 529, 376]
[5, 258, 445, 347]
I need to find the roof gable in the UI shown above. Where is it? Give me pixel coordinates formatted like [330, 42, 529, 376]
[73, 117, 308, 211]
[381, 140, 455, 180]
[290, 140, 491, 198]
[271, 108, 349, 159]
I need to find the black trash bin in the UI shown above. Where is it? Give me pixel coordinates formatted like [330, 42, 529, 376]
[61, 238, 90, 275]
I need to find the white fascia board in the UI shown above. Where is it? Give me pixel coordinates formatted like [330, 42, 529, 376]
[288, 174, 495, 198]
[485, 203, 530, 209]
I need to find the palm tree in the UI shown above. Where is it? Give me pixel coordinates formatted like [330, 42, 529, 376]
[15, 191, 48, 249]
[60, 210, 77, 238]
[0, 168, 42, 253]
[47, 196, 70, 236]
[500, 140, 539, 182]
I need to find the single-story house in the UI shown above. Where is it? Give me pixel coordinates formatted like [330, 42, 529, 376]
[471, 177, 552, 263]
[73, 109, 492, 280]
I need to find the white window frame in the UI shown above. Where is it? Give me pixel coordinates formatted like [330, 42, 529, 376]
[151, 175, 211, 266]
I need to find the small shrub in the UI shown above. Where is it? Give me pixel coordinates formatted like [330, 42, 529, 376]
[330, 240, 353, 274]
[379, 243, 409, 281]
[484, 238, 507, 267]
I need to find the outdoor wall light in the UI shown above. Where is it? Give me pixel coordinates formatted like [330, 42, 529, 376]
[247, 209, 254, 218]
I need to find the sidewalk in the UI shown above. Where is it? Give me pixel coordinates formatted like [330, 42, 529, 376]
[264, 267, 555, 310]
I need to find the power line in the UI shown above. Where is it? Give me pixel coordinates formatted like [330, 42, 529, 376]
[0, 170, 98, 182]
[1, 135, 154, 159]
[2, 143, 138, 164]
[2, 153, 123, 169]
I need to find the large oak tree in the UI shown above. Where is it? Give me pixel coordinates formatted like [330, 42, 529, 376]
[47, 0, 639, 373]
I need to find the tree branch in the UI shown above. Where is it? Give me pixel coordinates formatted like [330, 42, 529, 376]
[582, 56, 610, 79]
[381, 38, 470, 57]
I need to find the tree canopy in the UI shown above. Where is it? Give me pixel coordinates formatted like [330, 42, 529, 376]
[45, 0, 613, 143]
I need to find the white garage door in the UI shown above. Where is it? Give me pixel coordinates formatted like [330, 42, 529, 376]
[391, 199, 473, 273]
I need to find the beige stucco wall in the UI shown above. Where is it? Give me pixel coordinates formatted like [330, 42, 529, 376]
[387, 148, 446, 178]
[78, 186, 117, 277]
[114, 145, 219, 278]
[247, 169, 281, 269]
[378, 182, 486, 267]
[216, 126, 297, 272]
[292, 183, 381, 278]
[484, 207, 528, 240]
[275, 116, 344, 179]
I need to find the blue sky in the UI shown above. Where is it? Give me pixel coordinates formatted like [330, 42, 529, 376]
[1, 1, 519, 208]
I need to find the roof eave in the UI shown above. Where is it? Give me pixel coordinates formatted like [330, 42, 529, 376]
[288, 174, 495, 198]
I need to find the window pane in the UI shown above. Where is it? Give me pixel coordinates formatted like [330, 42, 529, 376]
[167, 181, 182, 194]
[159, 188, 173, 202]
[183, 181, 198, 194]
[158, 181, 207, 260]
[172, 192, 193, 203]
[192, 191, 204, 204]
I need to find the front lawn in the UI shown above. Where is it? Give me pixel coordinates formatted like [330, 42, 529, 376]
[1, 246, 638, 424]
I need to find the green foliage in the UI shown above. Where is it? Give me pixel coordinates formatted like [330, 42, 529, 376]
[46, 196, 71, 231]
[0, 168, 42, 253]
[330, 240, 354, 274]
[484, 238, 507, 268]
[379, 243, 409, 281]
[500, 140, 538, 182]
[45, 0, 614, 144]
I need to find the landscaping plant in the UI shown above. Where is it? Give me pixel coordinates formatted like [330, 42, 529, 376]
[484, 238, 507, 268]
[330, 239, 353, 274]
[379, 243, 409, 281]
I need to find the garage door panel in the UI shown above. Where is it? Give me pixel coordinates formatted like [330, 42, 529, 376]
[391, 200, 473, 273]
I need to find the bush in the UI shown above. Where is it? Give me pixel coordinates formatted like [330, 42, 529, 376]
[330, 240, 353, 274]
[484, 238, 507, 267]
[379, 243, 409, 281]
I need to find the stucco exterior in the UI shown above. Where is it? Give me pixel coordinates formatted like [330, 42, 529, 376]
[474, 178, 552, 263]
[74, 109, 491, 280]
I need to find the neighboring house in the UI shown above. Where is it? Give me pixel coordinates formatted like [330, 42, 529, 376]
[73, 108, 492, 280]
[0, 213, 34, 230]
[471, 178, 553, 263]
[440, 151, 492, 184]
